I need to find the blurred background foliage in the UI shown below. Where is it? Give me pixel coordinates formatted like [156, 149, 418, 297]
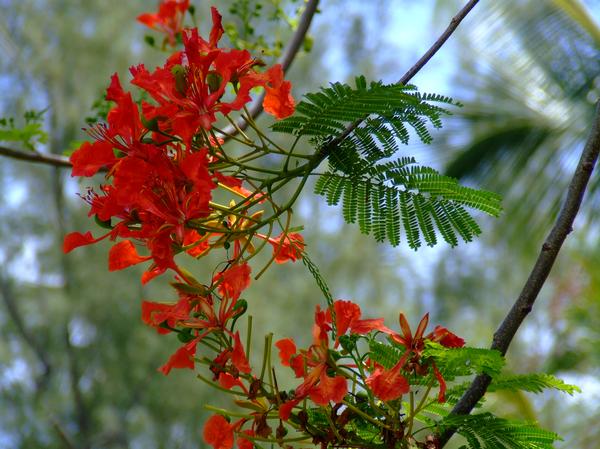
[0, 0, 599, 448]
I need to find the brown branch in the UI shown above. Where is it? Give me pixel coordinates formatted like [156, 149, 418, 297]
[438, 101, 600, 446]
[0, 144, 71, 167]
[220, 0, 320, 137]
[309, 0, 480, 168]
[0, 270, 52, 390]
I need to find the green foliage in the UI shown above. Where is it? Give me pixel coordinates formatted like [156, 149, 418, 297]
[368, 339, 405, 369]
[423, 341, 505, 379]
[84, 93, 112, 126]
[487, 373, 581, 396]
[224, 0, 304, 56]
[0, 110, 48, 151]
[438, 413, 561, 449]
[273, 76, 502, 249]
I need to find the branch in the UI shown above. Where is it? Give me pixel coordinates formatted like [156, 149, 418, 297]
[0, 144, 71, 167]
[0, 269, 52, 390]
[220, 0, 320, 137]
[309, 0, 480, 168]
[438, 101, 600, 446]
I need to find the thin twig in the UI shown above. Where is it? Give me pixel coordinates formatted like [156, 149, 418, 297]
[0, 144, 71, 167]
[0, 269, 52, 390]
[438, 101, 600, 446]
[309, 0, 480, 168]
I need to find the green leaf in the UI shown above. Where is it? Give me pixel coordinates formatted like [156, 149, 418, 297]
[488, 373, 581, 396]
[423, 342, 505, 379]
[438, 413, 562, 449]
[368, 340, 405, 369]
[279, 76, 502, 249]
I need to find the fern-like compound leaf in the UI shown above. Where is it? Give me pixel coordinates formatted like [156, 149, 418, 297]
[275, 76, 502, 249]
[438, 413, 561, 449]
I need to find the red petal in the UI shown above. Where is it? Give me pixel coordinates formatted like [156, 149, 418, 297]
[106, 73, 125, 102]
[203, 415, 234, 449]
[159, 344, 196, 375]
[70, 141, 116, 177]
[262, 65, 295, 119]
[432, 362, 447, 403]
[141, 300, 172, 326]
[231, 332, 251, 374]
[218, 372, 245, 390]
[398, 313, 413, 344]
[278, 398, 301, 421]
[108, 240, 150, 271]
[414, 313, 430, 341]
[63, 231, 103, 253]
[365, 362, 410, 402]
[236, 430, 255, 449]
[141, 266, 165, 284]
[136, 12, 158, 28]
[309, 373, 347, 406]
[428, 325, 465, 348]
[209, 6, 224, 48]
[351, 318, 394, 335]
[333, 300, 361, 338]
[269, 232, 304, 263]
[214, 263, 251, 300]
[275, 338, 297, 367]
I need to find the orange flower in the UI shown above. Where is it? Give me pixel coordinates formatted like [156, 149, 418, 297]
[137, 0, 190, 46]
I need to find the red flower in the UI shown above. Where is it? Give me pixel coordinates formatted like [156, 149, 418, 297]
[329, 300, 393, 347]
[365, 361, 410, 402]
[236, 429, 255, 449]
[63, 231, 108, 253]
[213, 263, 251, 301]
[386, 313, 465, 402]
[277, 305, 348, 408]
[137, 0, 190, 46]
[141, 297, 191, 333]
[159, 339, 197, 375]
[70, 140, 116, 177]
[203, 415, 235, 449]
[108, 240, 151, 271]
[428, 325, 465, 348]
[261, 64, 295, 119]
[267, 232, 305, 263]
[231, 331, 252, 374]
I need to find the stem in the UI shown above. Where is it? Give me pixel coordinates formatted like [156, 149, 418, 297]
[341, 400, 391, 430]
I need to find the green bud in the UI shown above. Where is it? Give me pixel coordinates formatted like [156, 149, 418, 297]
[94, 215, 112, 230]
[206, 72, 223, 94]
[140, 114, 159, 132]
[171, 64, 187, 95]
[144, 35, 155, 47]
[232, 299, 248, 315]
[338, 334, 358, 352]
[303, 36, 314, 53]
[177, 329, 195, 343]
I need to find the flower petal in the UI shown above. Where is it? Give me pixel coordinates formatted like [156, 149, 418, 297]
[63, 231, 105, 253]
[108, 240, 151, 271]
[203, 414, 234, 449]
[366, 362, 410, 402]
[159, 343, 196, 375]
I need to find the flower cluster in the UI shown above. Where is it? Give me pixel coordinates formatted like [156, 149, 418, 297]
[200, 299, 464, 449]
[64, 6, 299, 284]
[65, 4, 468, 449]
